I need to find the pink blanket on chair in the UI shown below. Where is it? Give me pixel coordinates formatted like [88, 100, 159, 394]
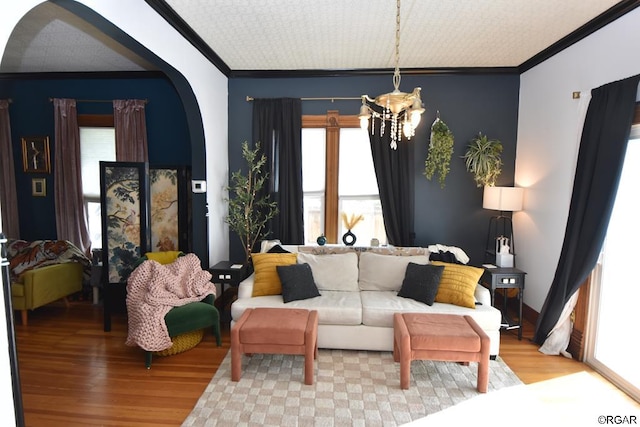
[125, 253, 215, 351]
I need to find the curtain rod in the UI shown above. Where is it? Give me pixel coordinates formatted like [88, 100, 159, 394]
[246, 96, 361, 102]
[48, 98, 148, 104]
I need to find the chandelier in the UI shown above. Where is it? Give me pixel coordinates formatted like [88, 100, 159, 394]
[358, 0, 424, 149]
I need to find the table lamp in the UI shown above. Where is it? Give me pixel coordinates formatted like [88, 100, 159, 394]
[483, 186, 524, 267]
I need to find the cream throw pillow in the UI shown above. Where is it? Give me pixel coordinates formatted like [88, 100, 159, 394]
[358, 252, 430, 291]
[296, 252, 359, 291]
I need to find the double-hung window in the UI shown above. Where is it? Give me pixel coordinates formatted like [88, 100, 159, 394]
[301, 111, 387, 245]
[78, 115, 115, 249]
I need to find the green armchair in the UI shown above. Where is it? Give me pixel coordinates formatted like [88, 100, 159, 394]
[129, 251, 222, 368]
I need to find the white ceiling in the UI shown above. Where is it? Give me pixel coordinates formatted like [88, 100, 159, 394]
[0, 0, 630, 74]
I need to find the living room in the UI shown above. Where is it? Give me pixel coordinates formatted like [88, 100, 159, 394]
[1, 1, 640, 425]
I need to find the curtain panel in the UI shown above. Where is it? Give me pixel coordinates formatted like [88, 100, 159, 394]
[53, 98, 92, 255]
[0, 100, 20, 239]
[368, 126, 415, 247]
[251, 98, 304, 246]
[113, 99, 148, 163]
[533, 74, 640, 347]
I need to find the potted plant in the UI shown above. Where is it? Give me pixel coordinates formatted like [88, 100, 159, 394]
[225, 141, 278, 265]
[462, 133, 503, 187]
[423, 115, 454, 188]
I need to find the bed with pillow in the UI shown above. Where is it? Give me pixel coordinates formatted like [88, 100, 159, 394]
[230, 245, 502, 356]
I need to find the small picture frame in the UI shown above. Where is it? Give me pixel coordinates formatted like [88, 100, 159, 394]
[22, 136, 51, 173]
[32, 178, 46, 197]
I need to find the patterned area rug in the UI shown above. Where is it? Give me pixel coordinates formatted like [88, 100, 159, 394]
[182, 349, 522, 426]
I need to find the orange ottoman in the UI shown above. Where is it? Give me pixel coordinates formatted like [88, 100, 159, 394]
[231, 308, 318, 385]
[393, 313, 489, 392]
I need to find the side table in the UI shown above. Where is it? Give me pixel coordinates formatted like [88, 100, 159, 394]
[480, 267, 526, 340]
[210, 261, 250, 321]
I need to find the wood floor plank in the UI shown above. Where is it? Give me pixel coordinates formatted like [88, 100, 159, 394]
[13, 300, 604, 426]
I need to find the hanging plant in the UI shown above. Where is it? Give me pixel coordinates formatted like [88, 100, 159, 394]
[462, 133, 503, 187]
[423, 114, 454, 188]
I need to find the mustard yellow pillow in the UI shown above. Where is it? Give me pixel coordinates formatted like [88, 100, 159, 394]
[145, 251, 183, 265]
[251, 252, 298, 297]
[431, 261, 483, 309]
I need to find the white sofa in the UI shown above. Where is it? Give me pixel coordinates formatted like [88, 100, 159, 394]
[231, 245, 502, 356]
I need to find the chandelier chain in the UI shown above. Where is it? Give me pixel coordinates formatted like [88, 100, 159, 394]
[393, 0, 401, 91]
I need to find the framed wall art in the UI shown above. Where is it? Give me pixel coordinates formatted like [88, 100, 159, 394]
[21, 136, 51, 173]
[31, 178, 46, 197]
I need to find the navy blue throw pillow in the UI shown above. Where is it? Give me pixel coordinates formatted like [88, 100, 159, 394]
[397, 263, 445, 306]
[276, 263, 321, 303]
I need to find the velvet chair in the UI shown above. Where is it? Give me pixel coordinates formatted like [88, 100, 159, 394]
[133, 251, 222, 368]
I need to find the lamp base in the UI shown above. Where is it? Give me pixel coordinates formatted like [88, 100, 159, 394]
[496, 253, 514, 268]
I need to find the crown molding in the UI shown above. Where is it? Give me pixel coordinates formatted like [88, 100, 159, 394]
[0, 71, 167, 80]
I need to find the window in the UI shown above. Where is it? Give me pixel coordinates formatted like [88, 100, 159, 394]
[586, 124, 640, 401]
[302, 111, 387, 245]
[78, 115, 115, 249]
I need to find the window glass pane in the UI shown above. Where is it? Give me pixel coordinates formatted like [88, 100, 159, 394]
[86, 201, 103, 249]
[80, 127, 116, 198]
[339, 197, 386, 246]
[592, 134, 640, 391]
[338, 128, 378, 196]
[80, 127, 115, 250]
[303, 193, 324, 244]
[302, 128, 326, 192]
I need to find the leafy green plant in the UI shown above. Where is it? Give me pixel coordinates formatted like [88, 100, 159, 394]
[225, 141, 278, 264]
[462, 133, 503, 187]
[423, 116, 454, 188]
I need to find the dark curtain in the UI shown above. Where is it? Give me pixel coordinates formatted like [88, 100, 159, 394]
[0, 100, 20, 239]
[53, 98, 92, 255]
[368, 124, 415, 246]
[251, 98, 304, 245]
[113, 99, 148, 162]
[533, 74, 640, 345]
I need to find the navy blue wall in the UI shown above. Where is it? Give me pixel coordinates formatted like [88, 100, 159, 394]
[0, 75, 191, 242]
[228, 73, 520, 265]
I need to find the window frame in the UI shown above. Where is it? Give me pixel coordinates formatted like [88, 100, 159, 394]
[302, 110, 372, 243]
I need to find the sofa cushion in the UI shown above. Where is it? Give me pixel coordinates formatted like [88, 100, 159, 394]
[358, 252, 431, 291]
[277, 263, 321, 303]
[430, 261, 484, 309]
[251, 252, 298, 297]
[231, 291, 362, 326]
[296, 252, 359, 292]
[360, 290, 500, 329]
[397, 263, 444, 305]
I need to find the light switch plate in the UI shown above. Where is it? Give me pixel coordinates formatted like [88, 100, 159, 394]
[191, 180, 207, 193]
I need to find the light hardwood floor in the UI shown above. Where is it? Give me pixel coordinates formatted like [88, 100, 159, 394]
[14, 299, 599, 426]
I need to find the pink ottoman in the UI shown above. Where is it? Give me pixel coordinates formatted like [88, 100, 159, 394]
[393, 313, 490, 392]
[231, 308, 318, 385]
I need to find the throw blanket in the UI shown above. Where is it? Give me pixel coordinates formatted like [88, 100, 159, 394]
[125, 253, 215, 351]
[7, 239, 91, 283]
[428, 244, 470, 264]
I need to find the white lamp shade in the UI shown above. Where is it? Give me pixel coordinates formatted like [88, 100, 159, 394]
[483, 186, 523, 211]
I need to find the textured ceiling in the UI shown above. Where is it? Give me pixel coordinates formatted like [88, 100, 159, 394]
[0, 0, 629, 74]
